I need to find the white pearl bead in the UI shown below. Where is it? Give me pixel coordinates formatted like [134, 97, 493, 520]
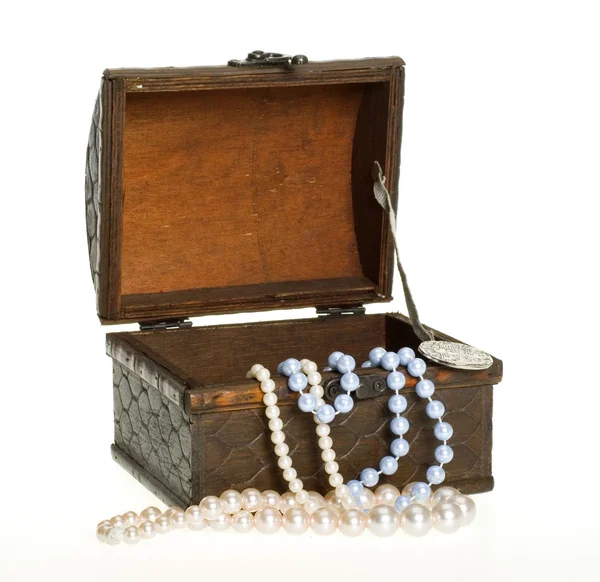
[310, 507, 338, 535]
[308, 491, 326, 505]
[324, 491, 345, 513]
[315, 398, 326, 408]
[321, 449, 336, 462]
[375, 484, 401, 506]
[122, 511, 138, 526]
[231, 510, 254, 533]
[302, 361, 318, 375]
[400, 503, 433, 537]
[154, 515, 171, 533]
[329, 473, 343, 487]
[200, 496, 223, 520]
[271, 430, 285, 445]
[269, 418, 283, 432]
[318, 436, 333, 450]
[448, 494, 476, 526]
[262, 490, 281, 511]
[123, 525, 140, 544]
[170, 510, 187, 528]
[274, 443, 289, 457]
[339, 509, 366, 536]
[265, 405, 280, 419]
[307, 372, 322, 386]
[283, 508, 310, 534]
[367, 505, 400, 537]
[295, 490, 310, 505]
[209, 513, 232, 531]
[431, 486, 461, 505]
[139, 507, 161, 522]
[254, 507, 282, 534]
[278, 455, 293, 470]
[138, 520, 156, 539]
[250, 364, 263, 377]
[280, 492, 298, 513]
[300, 359, 309, 366]
[110, 515, 125, 528]
[241, 488, 264, 512]
[263, 392, 278, 406]
[260, 379, 276, 393]
[185, 506, 207, 530]
[256, 368, 270, 382]
[324, 461, 339, 475]
[336, 484, 351, 499]
[289, 478, 304, 493]
[432, 501, 463, 533]
[283, 467, 297, 481]
[316, 423, 330, 437]
[96, 523, 113, 542]
[107, 527, 124, 545]
[342, 495, 358, 510]
[355, 489, 376, 512]
[303, 498, 322, 515]
[310, 384, 324, 398]
[220, 489, 243, 514]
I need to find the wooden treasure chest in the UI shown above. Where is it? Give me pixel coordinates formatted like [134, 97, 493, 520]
[85, 51, 503, 508]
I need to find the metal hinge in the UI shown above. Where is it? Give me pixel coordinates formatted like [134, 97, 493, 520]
[139, 318, 193, 331]
[317, 305, 366, 317]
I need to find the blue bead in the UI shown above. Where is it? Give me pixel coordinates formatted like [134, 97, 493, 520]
[327, 351, 344, 370]
[288, 372, 308, 392]
[425, 400, 445, 419]
[381, 351, 401, 371]
[390, 437, 410, 457]
[340, 372, 360, 392]
[361, 361, 373, 368]
[388, 394, 407, 414]
[434, 445, 454, 464]
[277, 361, 285, 374]
[298, 393, 317, 412]
[394, 495, 412, 513]
[379, 456, 399, 475]
[434, 422, 453, 441]
[390, 416, 409, 435]
[281, 358, 301, 377]
[336, 355, 356, 374]
[360, 468, 379, 487]
[386, 371, 406, 391]
[397, 347, 416, 366]
[416, 379, 435, 399]
[407, 358, 426, 377]
[411, 482, 431, 502]
[316, 404, 335, 424]
[334, 393, 354, 413]
[426, 465, 446, 485]
[347, 480, 364, 497]
[369, 347, 387, 366]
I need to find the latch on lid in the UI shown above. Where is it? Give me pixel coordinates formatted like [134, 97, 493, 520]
[228, 50, 309, 68]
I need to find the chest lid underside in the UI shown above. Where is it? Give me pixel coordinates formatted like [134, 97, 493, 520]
[86, 55, 405, 324]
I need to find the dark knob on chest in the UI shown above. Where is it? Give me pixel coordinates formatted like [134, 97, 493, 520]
[324, 375, 387, 403]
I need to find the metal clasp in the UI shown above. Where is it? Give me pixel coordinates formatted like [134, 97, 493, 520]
[324, 374, 386, 403]
[228, 50, 308, 68]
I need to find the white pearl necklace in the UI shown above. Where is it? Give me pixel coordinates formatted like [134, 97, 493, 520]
[96, 361, 476, 544]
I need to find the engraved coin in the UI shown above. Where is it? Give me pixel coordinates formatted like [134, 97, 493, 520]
[418, 341, 493, 370]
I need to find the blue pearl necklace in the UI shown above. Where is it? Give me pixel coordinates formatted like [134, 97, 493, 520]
[330, 346, 454, 510]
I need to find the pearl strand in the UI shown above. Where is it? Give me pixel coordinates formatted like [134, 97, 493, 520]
[96, 483, 476, 543]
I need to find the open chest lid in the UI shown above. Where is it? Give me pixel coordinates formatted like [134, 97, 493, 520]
[85, 53, 405, 324]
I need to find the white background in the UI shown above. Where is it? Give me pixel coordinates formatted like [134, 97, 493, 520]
[1, 1, 599, 580]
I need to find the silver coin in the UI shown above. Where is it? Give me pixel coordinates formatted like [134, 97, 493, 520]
[418, 341, 493, 370]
